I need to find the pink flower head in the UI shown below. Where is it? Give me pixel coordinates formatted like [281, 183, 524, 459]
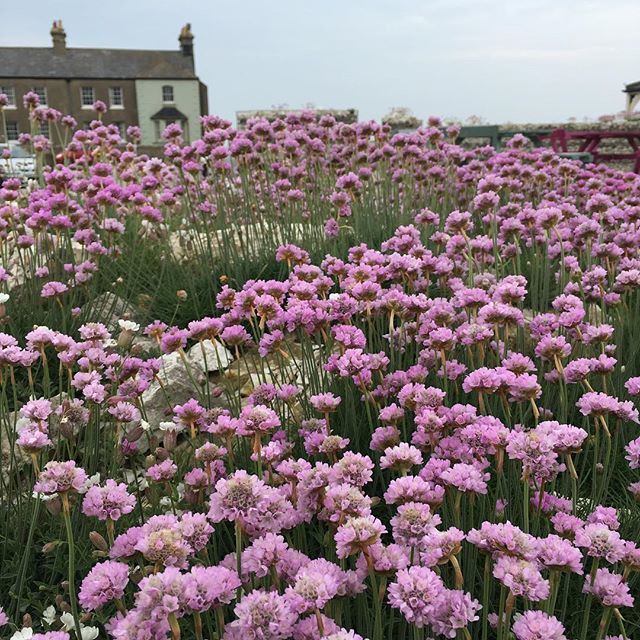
[574, 523, 626, 563]
[226, 589, 297, 640]
[34, 460, 88, 496]
[390, 501, 441, 548]
[186, 565, 241, 611]
[583, 568, 634, 608]
[82, 479, 136, 521]
[441, 462, 490, 495]
[380, 443, 423, 473]
[79, 560, 129, 610]
[334, 515, 386, 559]
[387, 565, 446, 627]
[493, 556, 550, 601]
[310, 392, 342, 413]
[512, 611, 567, 640]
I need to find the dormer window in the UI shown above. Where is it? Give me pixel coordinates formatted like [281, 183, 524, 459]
[162, 85, 174, 104]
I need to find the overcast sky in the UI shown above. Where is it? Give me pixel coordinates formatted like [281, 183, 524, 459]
[2, 0, 639, 124]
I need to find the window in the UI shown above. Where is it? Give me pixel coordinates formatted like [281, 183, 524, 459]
[31, 87, 47, 106]
[116, 122, 127, 139]
[162, 85, 174, 103]
[154, 118, 189, 143]
[5, 122, 19, 141]
[80, 86, 95, 107]
[1, 86, 16, 108]
[109, 87, 124, 108]
[38, 121, 50, 137]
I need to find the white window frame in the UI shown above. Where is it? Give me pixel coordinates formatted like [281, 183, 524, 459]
[162, 85, 174, 104]
[1, 86, 16, 109]
[32, 87, 47, 106]
[80, 86, 95, 108]
[5, 121, 19, 141]
[109, 87, 124, 109]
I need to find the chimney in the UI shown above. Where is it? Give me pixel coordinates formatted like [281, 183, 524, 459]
[179, 23, 194, 62]
[51, 20, 66, 54]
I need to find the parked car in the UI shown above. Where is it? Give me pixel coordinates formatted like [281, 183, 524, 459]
[55, 147, 100, 165]
[0, 144, 37, 182]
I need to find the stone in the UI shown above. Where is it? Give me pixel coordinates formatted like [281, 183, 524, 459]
[187, 340, 232, 372]
[140, 350, 228, 433]
[0, 414, 30, 484]
[80, 292, 140, 334]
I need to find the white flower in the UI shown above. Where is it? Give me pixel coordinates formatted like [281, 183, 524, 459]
[158, 421, 183, 433]
[60, 612, 75, 631]
[79, 473, 101, 494]
[10, 628, 33, 640]
[32, 491, 56, 501]
[118, 319, 140, 333]
[0, 293, 9, 304]
[140, 420, 151, 432]
[60, 612, 99, 639]
[81, 626, 99, 640]
[42, 605, 56, 625]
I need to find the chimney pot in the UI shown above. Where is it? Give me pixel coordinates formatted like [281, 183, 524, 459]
[51, 19, 66, 54]
[179, 23, 194, 58]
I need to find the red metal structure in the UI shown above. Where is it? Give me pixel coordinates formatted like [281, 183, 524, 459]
[541, 129, 640, 172]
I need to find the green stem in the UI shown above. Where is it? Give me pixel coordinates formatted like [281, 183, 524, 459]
[595, 608, 612, 640]
[235, 521, 243, 601]
[580, 558, 600, 640]
[62, 494, 83, 640]
[481, 555, 491, 640]
[523, 476, 530, 534]
[368, 566, 383, 640]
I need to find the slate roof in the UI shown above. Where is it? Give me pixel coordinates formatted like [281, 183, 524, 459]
[151, 106, 188, 120]
[624, 81, 640, 93]
[0, 47, 197, 79]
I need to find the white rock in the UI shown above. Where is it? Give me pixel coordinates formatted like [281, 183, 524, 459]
[187, 339, 232, 372]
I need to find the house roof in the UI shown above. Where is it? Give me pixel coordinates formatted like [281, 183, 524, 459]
[151, 106, 188, 120]
[624, 81, 640, 93]
[0, 47, 197, 80]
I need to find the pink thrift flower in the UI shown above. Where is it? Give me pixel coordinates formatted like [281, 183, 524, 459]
[34, 460, 88, 496]
[583, 568, 634, 608]
[387, 565, 445, 628]
[82, 480, 136, 521]
[512, 611, 567, 640]
[493, 556, 550, 601]
[79, 560, 129, 610]
[334, 515, 386, 559]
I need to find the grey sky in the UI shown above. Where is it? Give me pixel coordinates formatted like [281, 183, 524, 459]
[2, 0, 638, 124]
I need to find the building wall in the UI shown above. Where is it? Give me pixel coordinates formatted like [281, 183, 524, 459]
[134, 79, 202, 146]
[0, 77, 138, 145]
[0, 78, 68, 141]
[67, 79, 138, 130]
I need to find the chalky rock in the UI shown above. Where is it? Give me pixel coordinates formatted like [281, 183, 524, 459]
[0, 413, 30, 484]
[139, 347, 230, 444]
[80, 292, 140, 334]
[187, 339, 232, 372]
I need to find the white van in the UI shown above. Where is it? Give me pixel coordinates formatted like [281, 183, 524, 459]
[0, 144, 37, 182]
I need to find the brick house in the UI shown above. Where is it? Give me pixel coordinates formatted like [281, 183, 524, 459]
[0, 21, 208, 153]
